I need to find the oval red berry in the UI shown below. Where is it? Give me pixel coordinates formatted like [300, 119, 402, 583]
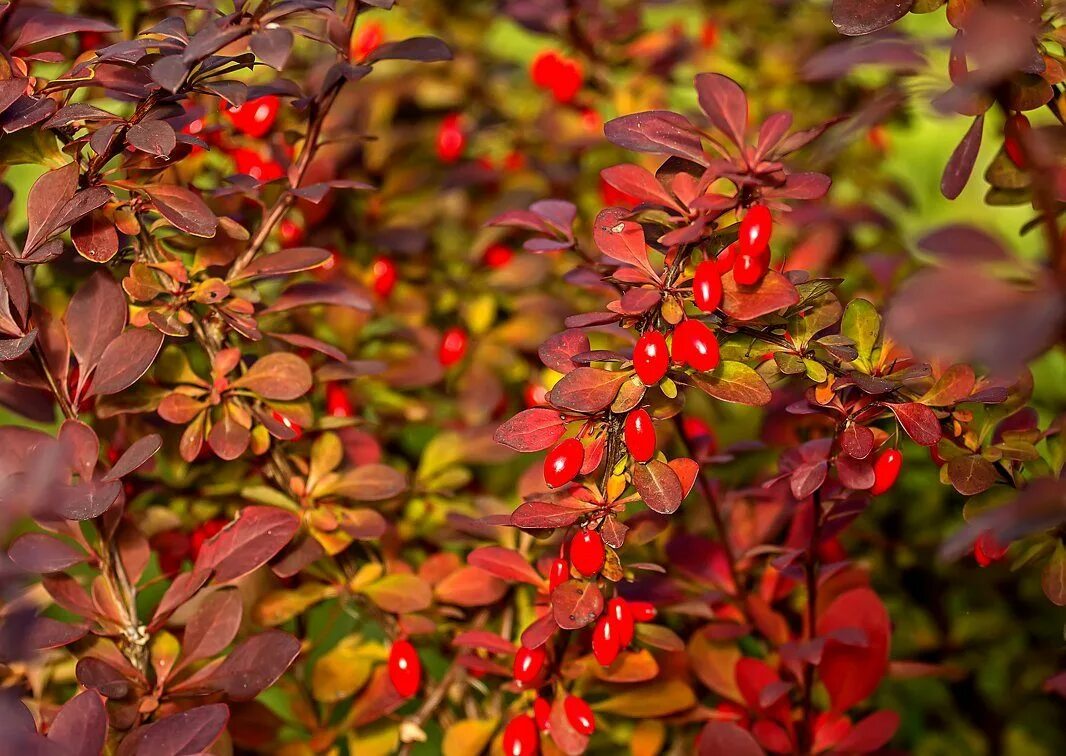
[673, 319, 720, 372]
[570, 529, 605, 576]
[738, 203, 772, 258]
[513, 645, 546, 686]
[869, 448, 902, 495]
[388, 639, 421, 698]
[564, 695, 596, 735]
[693, 260, 723, 313]
[624, 408, 656, 463]
[502, 714, 540, 756]
[543, 438, 584, 488]
[633, 330, 669, 385]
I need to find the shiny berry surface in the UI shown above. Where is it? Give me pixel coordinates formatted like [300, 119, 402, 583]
[224, 95, 279, 138]
[692, 260, 723, 313]
[673, 319, 720, 372]
[570, 529, 605, 576]
[436, 113, 466, 162]
[533, 697, 551, 731]
[502, 714, 539, 756]
[513, 645, 547, 686]
[732, 252, 767, 286]
[738, 203, 772, 258]
[608, 597, 634, 647]
[547, 557, 570, 593]
[633, 330, 669, 385]
[592, 615, 620, 666]
[387, 639, 421, 698]
[371, 256, 397, 298]
[325, 382, 353, 418]
[564, 695, 596, 735]
[543, 438, 583, 488]
[438, 326, 468, 367]
[869, 448, 902, 495]
[629, 601, 657, 622]
[624, 408, 656, 463]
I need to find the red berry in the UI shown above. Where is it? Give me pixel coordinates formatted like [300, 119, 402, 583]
[693, 260, 723, 313]
[530, 50, 558, 88]
[438, 327, 468, 367]
[150, 529, 192, 576]
[715, 242, 738, 275]
[548, 557, 570, 592]
[350, 19, 384, 62]
[190, 518, 227, 560]
[629, 601, 657, 622]
[271, 410, 303, 440]
[371, 256, 397, 298]
[533, 697, 551, 731]
[543, 438, 583, 488]
[624, 408, 656, 463]
[483, 243, 514, 268]
[700, 20, 719, 49]
[524, 383, 548, 408]
[633, 330, 669, 385]
[869, 448, 902, 495]
[974, 530, 1008, 567]
[570, 529, 605, 576]
[608, 597, 634, 648]
[530, 51, 583, 103]
[325, 383, 353, 418]
[224, 95, 279, 138]
[278, 218, 304, 248]
[502, 714, 539, 756]
[1004, 113, 1030, 169]
[388, 639, 421, 698]
[231, 147, 284, 182]
[513, 645, 547, 686]
[563, 695, 596, 736]
[732, 252, 767, 286]
[592, 615, 620, 666]
[436, 113, 466, 163]
[738, 203, 772, 259]
[672, 319, 720, 372]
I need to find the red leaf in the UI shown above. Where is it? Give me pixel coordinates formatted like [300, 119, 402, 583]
[941, 114, 984, 199]
[511, 499, 595, 529]
[817, 588, 890, 712]
[468, 546, 545, 586]
[548, 367, 630, 413]
[195, 506, 300, 583]
[116, 704, 229, 756]
[435, 566, 508, 607]
[632, 459, 683, 514]
[182, 588, 242, 664]
[494, 408, 568, 452]
[197, 630, 300, 700]
[885, 402, 941, 446]
[65, 271, 127, 373]
[834, 710, 901, 753]
[832, 0, 914, 36]
[47, 691, 106, 756]
[600, 164, 682, 211]
[698, 721, 766, 756]
[539, 329, 591, 374]
[89, 327, 164, 397]
[143, 184, 218, 238]
[592, 208, 653, 274]
[695, 73, 748, 148]
[603, 110, 706, 165]
[551, 580, 604, 630]
[722, 269, 800, 321]
[9, 533, 86, 573]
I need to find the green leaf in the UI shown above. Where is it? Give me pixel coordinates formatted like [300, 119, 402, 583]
[841, 298, 881, 369]
[691, 361, 772, 406]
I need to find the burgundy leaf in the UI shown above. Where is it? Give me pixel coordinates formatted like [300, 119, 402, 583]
[9, 533, 86, 573]
[885, 402, 941, 446]
[941, 114, 984, 199]
[539, 329, 591, 375]
[116, 704, 229, 756]
[143, 185, 218, 238]
[89, 327, 164, 396]
[47, 691, 106, 756]
[695, 73, 748, 148]
[195, 507, 300, 583]
[103, 434, 162, 481]
[831, 0, 914, 36]
[698, 721, 766, 756]
[547, 368, 629, 413]
[632, 459, 683, 515]
[65, 271, 127, 373]
[604, 110, 707, 165]
[182, 589, 243, 664]
[493, 408, 568, 452]
[511, 499, 595, 529]
[200, 630, 300, 700]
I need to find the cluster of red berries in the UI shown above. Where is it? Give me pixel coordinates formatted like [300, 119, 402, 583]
[529, 50, 583, 104]
[733, 203, 772, 285]
[632, 316, 720, 386]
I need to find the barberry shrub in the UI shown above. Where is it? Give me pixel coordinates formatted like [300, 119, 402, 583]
[1, 1, 1064, 755]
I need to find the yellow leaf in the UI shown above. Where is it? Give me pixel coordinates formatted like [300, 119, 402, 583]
[346, 721, 399, 756]
[593, 679, 696, 718]
[255, 584, 336, 626]
[311, 635, 383, 702]
[631, 720, 665, 756]
[443, 718, 498, 756]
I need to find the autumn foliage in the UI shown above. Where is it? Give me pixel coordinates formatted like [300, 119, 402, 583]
[1, 1, 1065, 755]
